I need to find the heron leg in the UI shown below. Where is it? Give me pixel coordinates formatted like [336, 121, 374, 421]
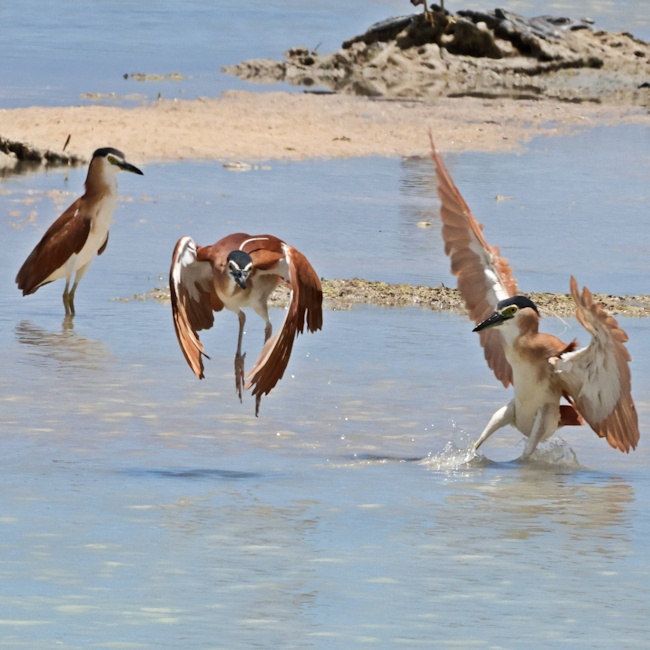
[234, 310, 246, 403]
[473, 400, 515, 454]
[62, 281, 72, 316]
[68, 261, 92, 317]
[520, 403, 558, 461]
[422, 1, 434, 25]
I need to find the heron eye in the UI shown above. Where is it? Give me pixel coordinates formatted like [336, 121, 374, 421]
[108, 156, 117, 164]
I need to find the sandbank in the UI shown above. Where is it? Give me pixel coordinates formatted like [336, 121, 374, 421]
[1, 91, 649, 166]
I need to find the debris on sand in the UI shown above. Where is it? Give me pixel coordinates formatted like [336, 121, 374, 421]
[124, 72, 187, 82]
[80, 92, 146, 101]
[223, 8, 650, 104]
[124, 278, 650, 318]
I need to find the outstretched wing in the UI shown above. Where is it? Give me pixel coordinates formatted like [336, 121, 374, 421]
[553, 277, 639, 453]
[170, 236, 223, 379]
[431, 136, 518, 387]
[245, 244, 322, 397]
[16, 197, 91, 295]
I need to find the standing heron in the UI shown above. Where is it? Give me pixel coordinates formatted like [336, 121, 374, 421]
[431, 138, 639, 459]
[170, 233, 322, 415]
[16, 147, 143, 316]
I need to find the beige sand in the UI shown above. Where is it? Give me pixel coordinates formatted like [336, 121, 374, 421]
[1, 91, 648, 165]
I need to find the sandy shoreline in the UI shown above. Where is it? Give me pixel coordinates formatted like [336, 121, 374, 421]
[2, 91, 649, 166]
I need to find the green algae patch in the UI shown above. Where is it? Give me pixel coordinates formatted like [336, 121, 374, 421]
[121, 278, 650, 318]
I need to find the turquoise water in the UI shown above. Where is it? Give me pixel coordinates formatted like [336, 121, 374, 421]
[2, 0, 649, 108]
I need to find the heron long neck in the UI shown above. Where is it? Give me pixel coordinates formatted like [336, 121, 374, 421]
[516, 310, 540, 337]
[84, 159, 117, 201]
[500, 309, 540, 347]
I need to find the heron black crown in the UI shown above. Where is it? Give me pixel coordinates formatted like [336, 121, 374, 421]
[497, 296, 539, 314]
[227, 250, 253, 269]
[92, 147, 125, 160]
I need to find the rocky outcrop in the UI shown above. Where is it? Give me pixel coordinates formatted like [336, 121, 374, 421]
[222, 9, 650, 104]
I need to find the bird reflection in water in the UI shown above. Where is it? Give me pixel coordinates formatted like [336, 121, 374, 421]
[440, 472, 635, 543]
[15, 318, 108, 370]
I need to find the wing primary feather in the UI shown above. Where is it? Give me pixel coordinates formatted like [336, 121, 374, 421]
[431, 135, 517, 387]
[245, 246, 322, 396]
[555, 276, 639, 452]
[170, 236, 222, 379]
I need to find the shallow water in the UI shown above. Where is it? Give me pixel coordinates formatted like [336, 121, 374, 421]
[3, 124, 648, 297]
[1, 307, 650, 649]
[2, 0, 650, 108]
[1, 125, 650, 647]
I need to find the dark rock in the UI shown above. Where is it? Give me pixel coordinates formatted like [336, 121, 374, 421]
[444, 18, 507, 59]
[343, 15, 415, 49]
[0, 136, 86, 166]
[284, 46, 310, 58]
[394, 13, 445, 49]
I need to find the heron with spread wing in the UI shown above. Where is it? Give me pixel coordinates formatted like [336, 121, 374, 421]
[431, 138, 639, 460]
[170, 233, 322, 415]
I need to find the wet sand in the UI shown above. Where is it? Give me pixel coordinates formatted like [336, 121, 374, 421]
[1, 91, 649, 165]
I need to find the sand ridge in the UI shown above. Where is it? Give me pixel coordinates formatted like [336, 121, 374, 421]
[1, 91, 648, 165]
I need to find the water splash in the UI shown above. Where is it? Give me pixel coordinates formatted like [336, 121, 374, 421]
[524, 438, 583, 470]
[421, 440, 485, 471]
[422, 433, 582, 472]
[420, 420, 485, 471]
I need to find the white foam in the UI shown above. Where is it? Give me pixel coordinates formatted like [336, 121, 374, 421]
[524, 437, 583, 470]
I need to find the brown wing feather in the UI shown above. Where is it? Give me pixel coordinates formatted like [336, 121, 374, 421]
[561, 277, 639, 452]
[242, 235, 284, 255]
[431, 136, 518, 387]
[170, 237, 224, 379]
[201, 234, 286, 271]
[251, 249, 286, 271]
[479, 330, 513, 388]
[560, 404, 584, 427]
[16, 197, 90, 295]
[245, 245, 322, 396]
[202, 233, 252, 269]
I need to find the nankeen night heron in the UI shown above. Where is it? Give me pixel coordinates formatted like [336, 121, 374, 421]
[170, 233, 323, 415]
[431, 138, 639, 460]
[16, 148, 143, 316]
